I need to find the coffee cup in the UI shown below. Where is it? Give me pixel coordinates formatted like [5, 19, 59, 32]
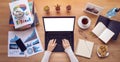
[78, 16, 91, 29]
[82, 18, 88, 25]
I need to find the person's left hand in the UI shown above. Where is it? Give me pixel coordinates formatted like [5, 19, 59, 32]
[47, 39, 57, 52]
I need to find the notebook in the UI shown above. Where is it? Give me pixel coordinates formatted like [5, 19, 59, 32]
[92, 22, 115, 43]
[75, 39, 94, 58]
[95, 15, 120, 40]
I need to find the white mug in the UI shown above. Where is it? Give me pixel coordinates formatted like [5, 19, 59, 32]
[78, 16, 91, 29]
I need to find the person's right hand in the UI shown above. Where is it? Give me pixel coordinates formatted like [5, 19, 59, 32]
[62, 39, 71, 49]
[47, 39, 57, 52]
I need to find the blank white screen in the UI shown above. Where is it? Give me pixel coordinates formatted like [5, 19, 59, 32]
[44, 18, 74, 31]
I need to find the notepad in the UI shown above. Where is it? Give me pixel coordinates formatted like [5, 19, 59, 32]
[75, 39, 94, 58]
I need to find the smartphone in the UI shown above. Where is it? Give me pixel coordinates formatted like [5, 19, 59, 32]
[16, 38, 27, 52]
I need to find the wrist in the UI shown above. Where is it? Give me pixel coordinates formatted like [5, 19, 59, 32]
[46, 49, 52, 52]
[64, 45, 70, 49]
[65, 46, 74, 56]
[44, 51, 52, 57]
[65, 46, 72, 52]
[45, 50, 52, 54]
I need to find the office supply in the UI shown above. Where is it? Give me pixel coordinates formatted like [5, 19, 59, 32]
[95, 15, 120, 40]
[92, 22, 115, 43]
[9, 13, 39, 30]
[9, 1, 39, 30]
[9, 0, 33, 29]
[84, 3, 103, 16]
[8, 27, 44, 57]
[43, 16, 75, 52]
[75, 39, 94, 58]
[8, 35, 25, 57]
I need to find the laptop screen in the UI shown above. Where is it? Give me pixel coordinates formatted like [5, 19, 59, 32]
[43, 16, 75, 31]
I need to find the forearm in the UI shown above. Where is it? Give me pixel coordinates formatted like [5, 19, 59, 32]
[41, 51, 52, 62]
[65, 47, 79, 62]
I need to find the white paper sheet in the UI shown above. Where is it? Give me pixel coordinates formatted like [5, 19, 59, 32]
[8, 27, 44, 57]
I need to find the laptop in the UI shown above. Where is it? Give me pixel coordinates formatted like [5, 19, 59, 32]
[43, 16, 75, 52]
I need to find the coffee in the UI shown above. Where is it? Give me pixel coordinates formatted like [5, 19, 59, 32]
[82, 18, 88, 24]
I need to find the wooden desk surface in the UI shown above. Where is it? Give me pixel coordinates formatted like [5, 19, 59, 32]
[0, 0, 120, 62]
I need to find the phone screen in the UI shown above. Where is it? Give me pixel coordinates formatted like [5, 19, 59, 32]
[16, 39, 27, 52]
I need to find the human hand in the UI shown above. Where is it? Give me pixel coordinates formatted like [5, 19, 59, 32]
[62, 39, 70, 49]
[47, 39, 57, 52]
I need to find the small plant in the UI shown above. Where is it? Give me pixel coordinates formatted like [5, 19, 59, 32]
[55, 4, 60, 13]
[66, 5, 71, 13]
[44, 6, 50, 14]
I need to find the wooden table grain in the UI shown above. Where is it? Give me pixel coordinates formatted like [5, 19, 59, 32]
[0, 0, 120, 62]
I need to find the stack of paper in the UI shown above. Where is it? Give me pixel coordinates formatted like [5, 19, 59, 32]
[9, 0, 34, 29]
[75, 39, 94, 58]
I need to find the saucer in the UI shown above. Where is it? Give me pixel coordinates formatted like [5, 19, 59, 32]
[97, 51, 109, 58]
[78, 16, 91, 29]
[97, 45, 109, 58]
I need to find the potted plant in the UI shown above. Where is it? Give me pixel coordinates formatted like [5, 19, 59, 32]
[66, 5, 71, 13]
[44, 6, 50, 14]
[55, 4, 60, 13]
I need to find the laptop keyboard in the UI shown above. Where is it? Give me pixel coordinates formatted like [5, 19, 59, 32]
[45, 31, 74, 52]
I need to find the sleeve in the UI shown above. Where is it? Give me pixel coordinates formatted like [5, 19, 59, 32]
[41, 51, 52, 62]
[65, 47, 79, 62]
